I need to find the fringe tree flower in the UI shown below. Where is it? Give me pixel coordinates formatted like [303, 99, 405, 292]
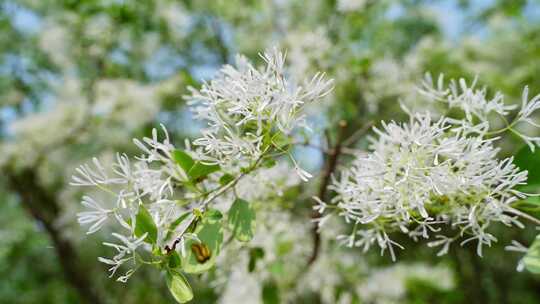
[321, 76, 540, 260]
[186, 48, 333, 179]
[71, 49, 332, 301]
[71, 126, 195, 281]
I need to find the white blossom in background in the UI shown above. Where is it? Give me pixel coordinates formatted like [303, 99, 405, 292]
[215, 209, 311, 303]
[186, 48, 333, 179]
[1, 98, 86, 168]
[157, 1, 191, 39]
[93, 79, 160, 132]
[84, 14, 113, 57]
[0, 75, 165, 170]
[217, 255, 262, 304]
[39, 20, 73, 68]
[337, 0, 366, 13]
[320, 76, 540, 260]
[284, 27, 331, 82]
[364, 53, 423, 115]
[357, 263, 454, 304]
[235, 162, 301, 202]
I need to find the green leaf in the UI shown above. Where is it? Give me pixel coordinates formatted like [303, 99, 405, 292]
[166, 270, 193, 303]
[270, 132, 290, 149]
[181, 215, 223, 274]
[205, 209, 223, 223]
[276, 240, 293, 256]
[228, 199, 256, 242]
[188, 162, 220, 181]
[172, 150, 195, 173]
[168, 251, 182, 269]
[514, 146, 540, 185]
[135, 205, 158, 244]
[261, 280, 280, 304]
[269, 261, 284, 276]
[524, 234, 540, 274]
[219, 173, 235, 186]
[262, 158, 276, 169]
[248, 247, 265, 272]
[171, 149, 220, 183]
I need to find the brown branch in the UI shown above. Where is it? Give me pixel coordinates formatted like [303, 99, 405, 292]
[307, 120, 348, 267]
[342, 120, 374, 147]
[1, 59, 105, 303]
[5, 168, 104, 304]
[164, 154, 265, 254]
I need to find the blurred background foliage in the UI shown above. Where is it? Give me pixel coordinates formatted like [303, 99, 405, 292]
[1, 0, 540, 303]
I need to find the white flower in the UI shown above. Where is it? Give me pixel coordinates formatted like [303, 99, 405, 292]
[70, 157, 125, 186]
[98, 232, 147, 281]
[419, 73, 540, 149]
[326, 112, 529, 259]
[186, 48, 333, 178]
[76, 196, 113, 234]
[72, 126, 190, 277]
[419, 74, 516, 123]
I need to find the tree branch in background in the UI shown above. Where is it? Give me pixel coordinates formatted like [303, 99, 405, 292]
[6, 168, 104, 304]
[307, 120, 347, 267]
[0, 63, 104, 303]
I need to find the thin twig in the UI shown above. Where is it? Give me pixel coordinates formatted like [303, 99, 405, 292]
[164, 155, 265, 253]
[307, 120, 348, 267]
[342, 120, 374, 147]
[291, 141, 330, 153]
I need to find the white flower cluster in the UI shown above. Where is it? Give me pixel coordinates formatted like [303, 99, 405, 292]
[186, 48, 333, 172]
[419, 74, 540, 149]
[320, 75, 540, 260]
[71, 49, 331, 284]
[71, 126, 194, 281]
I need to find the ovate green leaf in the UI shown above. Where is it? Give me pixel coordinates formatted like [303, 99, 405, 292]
[248, 247, 265, 272]
[188, 162, 220, 181]
[172, 150, 195, 173]
[228, 199, 256, 242]
[514, 146, 540, 186]
[261, 280, 280, 304]
[181, 215, 223, 274]
[168, 251, 182, 269]
[524, 234, 540, 274]
[219, 173, 235, 186]
[134, 205, 158, 244]
[172, 149, 220, 183]
[166, 270, 193, 303]
[205, 208, 223, 223]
